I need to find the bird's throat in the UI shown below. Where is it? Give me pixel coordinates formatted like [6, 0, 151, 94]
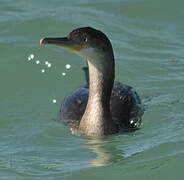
[79, 58, 117, 136]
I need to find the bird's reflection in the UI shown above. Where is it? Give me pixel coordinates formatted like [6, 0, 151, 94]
[81, 136, 124, 167]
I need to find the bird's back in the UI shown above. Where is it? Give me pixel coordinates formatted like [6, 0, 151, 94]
[59, 87, 88, 128]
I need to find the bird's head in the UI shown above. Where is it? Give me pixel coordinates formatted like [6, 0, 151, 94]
[40, 27, 114, 65]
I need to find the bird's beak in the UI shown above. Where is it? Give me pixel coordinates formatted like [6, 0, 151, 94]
[40, 37, 86, 51]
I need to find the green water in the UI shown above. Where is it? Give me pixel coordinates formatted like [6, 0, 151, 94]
[0, 0, 184, 179]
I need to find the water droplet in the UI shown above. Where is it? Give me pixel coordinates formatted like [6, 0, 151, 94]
[36, 60, 40, 64]
[47, 63, 52, 68]
[28, 56, 32, 61]
[30, 54, 34, 59]
[52, 99, 57, 104]
[130, 120, 134, 124]
[65, 64, 71, 69]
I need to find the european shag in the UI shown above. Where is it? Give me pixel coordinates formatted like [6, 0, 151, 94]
[40, 27, 144, 136]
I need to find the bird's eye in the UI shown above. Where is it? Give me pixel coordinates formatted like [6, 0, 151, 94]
[81, 35, 87, 42]
[83, 37, 87, 42]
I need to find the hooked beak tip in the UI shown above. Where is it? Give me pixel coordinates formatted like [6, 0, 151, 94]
[40, 38, 47, 46]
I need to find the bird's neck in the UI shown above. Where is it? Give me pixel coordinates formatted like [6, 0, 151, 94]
[79, 55, 117, 136]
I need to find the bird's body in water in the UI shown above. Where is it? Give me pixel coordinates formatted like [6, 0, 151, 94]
[40, 27, 144, 136]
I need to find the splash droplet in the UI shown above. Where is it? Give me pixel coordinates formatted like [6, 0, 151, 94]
[30, 54, 34, 59]
[65, 64, 71, 69]
[36, 60, 40, 64]
[52, 99, 57, 104]
[47, 63, 52, 68]
[28, 56, 32, 61]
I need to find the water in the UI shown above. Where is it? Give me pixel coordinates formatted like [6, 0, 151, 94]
[0, 0, 184, 179]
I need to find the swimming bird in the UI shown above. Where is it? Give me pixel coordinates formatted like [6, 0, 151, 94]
[40, 27, 144, 136]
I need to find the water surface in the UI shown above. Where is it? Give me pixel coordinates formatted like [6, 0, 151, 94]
[0, 0, 184, 179]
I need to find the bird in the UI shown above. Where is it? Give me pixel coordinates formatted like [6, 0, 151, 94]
[40, 27, 144, 136]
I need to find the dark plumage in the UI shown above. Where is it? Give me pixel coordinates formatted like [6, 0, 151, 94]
[59, 68, 144, 132]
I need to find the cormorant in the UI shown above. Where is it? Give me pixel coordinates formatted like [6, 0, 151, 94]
[40, 27, 144, 136]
